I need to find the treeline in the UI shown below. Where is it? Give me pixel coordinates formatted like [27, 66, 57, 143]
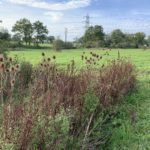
[78, 25, 150, 48]
[0, 18, 75, 50]
[0, 18, 56, 48]
[1, 19, 150, 49]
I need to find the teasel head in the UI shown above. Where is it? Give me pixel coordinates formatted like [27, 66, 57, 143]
[1, 63, 4, 69]
[42, 52, 45, 57]
[81, 55, 84, 60]
[11, 79, 15, 87]
[9, 57, 12, 62]
[15, 64, 20, 71]
[0, 57, 4, 62]
[11, 66, 15, 72]
[47, 58, 51, 62]
[53, 55, 56, 60]
[44, 64, 47, 68]
[6, 68, 10, 73]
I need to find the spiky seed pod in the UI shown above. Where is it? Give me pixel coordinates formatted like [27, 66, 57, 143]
[81, 55, 84, 60]
[11, 80, 15, 87]
[83, 52, 85, 55]
[6, 69, 9, 73]
[42, 52, 45, 56]
[44, 64, 47, 68]
[53, 56, 56, 59]
[11, 67, 15, 72]
[0, 57, 4, 62]
[40, 63, 43, 67]
[1, 63, 4, 69]
[15, 64, 20, 71]
[85, 56, 87, 60]
[9, 57, 12, 62]
[47, 58, 51, 62]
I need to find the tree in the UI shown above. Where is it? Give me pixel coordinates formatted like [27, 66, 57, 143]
[12, 33, 22, 45]
[83, 25, 105, 48]
[134, 32, 146, 48]
[53, 39, 65, 51]
[33, 21, 48, 46]
[110, 29, 125, 47]
[0, 32, 11, 41]
[147, 36, 150, 47]
[47, 36, 55, 43]
[12, 18, 33, 45]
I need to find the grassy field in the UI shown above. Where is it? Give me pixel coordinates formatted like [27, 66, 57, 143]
[9, 49, 150, 71]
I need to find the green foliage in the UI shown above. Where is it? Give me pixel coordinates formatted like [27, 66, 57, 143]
[12, 18, 33, 45]
[18, 61, 33, 87]
[33, 21, 48, 46]
[0, 31, 11, 41]
[82, 25, 105, 48]
[53, 39, 65, 51]
[83, 91, 99, 113]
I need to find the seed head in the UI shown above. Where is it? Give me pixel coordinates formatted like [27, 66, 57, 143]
[0, 57, 4, 62]
[47, 58, 51, 61]
[81, 55, 84, 60]
[16, 64, 20, 70]
[6, 69, 9, 72]
[42, 52, 45, 56]
[53, 56, 56, 59]
[1, 63, 4, 69]
[11, 67, 15, 72]
[9, 57, 12, 62]
[11, 80, 15, 87]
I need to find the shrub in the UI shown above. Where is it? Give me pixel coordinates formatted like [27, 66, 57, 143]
[53, 39, 65, 51]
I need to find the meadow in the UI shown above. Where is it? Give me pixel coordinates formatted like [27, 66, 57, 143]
[9, 48, 150, 71]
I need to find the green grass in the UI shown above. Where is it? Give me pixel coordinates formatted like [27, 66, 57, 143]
[9, 48, 150, 71]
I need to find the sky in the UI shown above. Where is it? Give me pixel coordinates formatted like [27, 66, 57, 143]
[1, 0, 150, 41]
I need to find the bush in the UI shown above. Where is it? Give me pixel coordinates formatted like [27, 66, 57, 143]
[64, 42, 75, 49]
[53, 39, 65, 51]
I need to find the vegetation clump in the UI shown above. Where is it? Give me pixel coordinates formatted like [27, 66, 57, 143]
[0, 52, 136, 149]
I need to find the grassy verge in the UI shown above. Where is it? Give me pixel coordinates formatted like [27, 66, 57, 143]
[107, 74, 150, 149]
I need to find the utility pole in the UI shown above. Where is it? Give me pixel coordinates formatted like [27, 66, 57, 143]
[65, 27, 68, 43]
[84, 14, 90, 30]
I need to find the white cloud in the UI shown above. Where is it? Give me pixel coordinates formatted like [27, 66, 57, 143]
[8, 0, 91, 11]
[44, 11, 63, 22]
